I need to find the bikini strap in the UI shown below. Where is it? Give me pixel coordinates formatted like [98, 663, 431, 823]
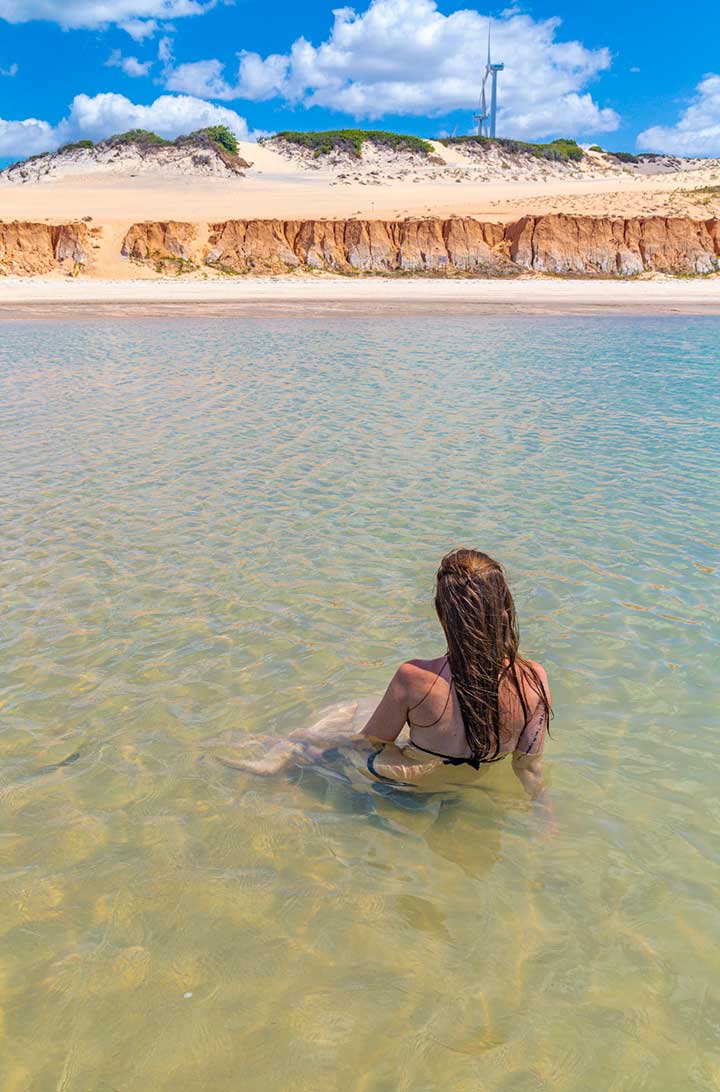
[406, 656, 449, 713]
[408, 680, 454, 729]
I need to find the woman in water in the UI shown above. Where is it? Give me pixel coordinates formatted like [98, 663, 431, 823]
[218, 549, 551, 800]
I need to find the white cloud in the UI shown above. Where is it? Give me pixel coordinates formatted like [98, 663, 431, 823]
[167, 51, 288, 101]
[0, 117, 56, 157]
[120, 17, 158, 38]
[0, 0, 212, 35]
[167, 58, 230, 97]
[165, 0, 619, 138]
[0, 91, 258, 159]
[60, 91, 256, 141]
[1, 62, 19, 76]
[637, 75, 720, 156]
[106, 48, 153, 76]
[157, 34, 173, 63]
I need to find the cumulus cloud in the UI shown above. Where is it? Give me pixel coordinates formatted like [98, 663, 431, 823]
[60, 91, 256, 141]
[0, 116, 56, 157]
[167, 51, 288, 101]
[106, 48, 153, 76]
[157, 34, 173, 63]
[1, 62, 19, 76]
[166, 58, 230, 97]
[0, 0, 212, 35]
[165, 0, 619, 138]
[637, 75, 720, 156]
[0, 91, 257, 159]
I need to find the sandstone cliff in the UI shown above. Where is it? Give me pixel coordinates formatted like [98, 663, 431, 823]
[2, 215, 719, 278]
[121, 215, 720, 277]
[121, 221, 198, 262]
[0, 220, 89, 274]
[507, 215, 720, 275]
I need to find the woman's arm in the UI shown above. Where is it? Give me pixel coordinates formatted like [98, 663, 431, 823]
[360, 663, 412, 744]
[512, 667, 552, 808]
[511, 751, 548, 801]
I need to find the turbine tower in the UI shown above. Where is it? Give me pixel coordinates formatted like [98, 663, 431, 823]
[473, 20, 504, 138]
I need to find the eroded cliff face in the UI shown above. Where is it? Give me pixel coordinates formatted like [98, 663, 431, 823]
[205, 218, 510, 274]
[2, 215, 719, 277]
[0, 220, 89, 274]
[121, 221, 197, 262]
[507, 215, 720, 275]
[122, 215, 720, 277]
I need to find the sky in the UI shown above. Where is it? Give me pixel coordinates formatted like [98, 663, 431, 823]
[1, 0, 719, 166]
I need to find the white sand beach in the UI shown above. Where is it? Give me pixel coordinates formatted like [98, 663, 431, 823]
[2, 274, 719, 315]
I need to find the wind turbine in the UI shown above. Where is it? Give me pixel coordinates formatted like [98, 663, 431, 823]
[473, 19, 504, 138]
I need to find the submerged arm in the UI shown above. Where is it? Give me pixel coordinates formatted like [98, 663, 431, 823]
[512, 667, 554, 817]
[511, 751, 548, 802]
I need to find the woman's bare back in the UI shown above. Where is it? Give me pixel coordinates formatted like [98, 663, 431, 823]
[404, 655, 549, 760]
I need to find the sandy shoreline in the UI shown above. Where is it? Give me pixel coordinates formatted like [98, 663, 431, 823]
[1, 274, 719, 316]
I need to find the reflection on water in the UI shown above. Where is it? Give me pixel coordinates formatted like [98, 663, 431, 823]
[1, 315, 719, 1091]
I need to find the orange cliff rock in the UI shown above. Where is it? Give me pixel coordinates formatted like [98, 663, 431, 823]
[2, 215, 720, 277]
[508, 215, 720, 275]
[0, 220, 89, 275]
[121, 221, 197, 262]
[121, 215, 720, 277]
[205, 218, 508, 274]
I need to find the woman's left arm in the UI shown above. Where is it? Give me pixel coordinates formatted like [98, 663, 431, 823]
[360, 663, 411, 744]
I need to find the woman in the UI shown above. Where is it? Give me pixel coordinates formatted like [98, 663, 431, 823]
[218, 549, 551, 799]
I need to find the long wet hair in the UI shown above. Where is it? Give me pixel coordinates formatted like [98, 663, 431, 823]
[434, 549, 551, 762]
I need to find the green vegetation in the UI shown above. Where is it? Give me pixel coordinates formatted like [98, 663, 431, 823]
[187, 125, 239, 156]
[151, 256, 197, 275]
[440, 136, 584, 162]
[3, 125, 247, 174]
[267, 129, 434, 157]
[589, 144, 604, 153]
[108, 129, 170, 146]
[106, 125, 240, 156]
[58, 140, 94, 153]
[607, 150, 640, 163]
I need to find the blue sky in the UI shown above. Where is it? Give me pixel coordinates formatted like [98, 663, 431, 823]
[1, 0, 719, 166]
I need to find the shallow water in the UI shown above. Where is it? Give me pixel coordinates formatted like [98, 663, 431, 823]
[1, 315, 719, 1091]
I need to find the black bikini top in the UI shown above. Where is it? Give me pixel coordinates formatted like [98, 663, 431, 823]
[405, 656, 542, 768]
[406, 656, 497, 769]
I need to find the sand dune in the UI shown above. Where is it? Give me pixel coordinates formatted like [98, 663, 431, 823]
[1, 137, 719, 226]
[1, 137, 719, 287]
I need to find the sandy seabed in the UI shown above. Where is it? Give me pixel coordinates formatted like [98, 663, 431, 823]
[1, 274, 719, 318]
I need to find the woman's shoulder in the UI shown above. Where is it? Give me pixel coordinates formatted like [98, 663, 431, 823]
[394, 657, 447, 699]
[404, 656, 447, 672]
[513, 658, 551, 704]
[521, 657, 548, 680]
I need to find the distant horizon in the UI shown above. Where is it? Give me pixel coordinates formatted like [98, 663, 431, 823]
[1, 0, 719, 169]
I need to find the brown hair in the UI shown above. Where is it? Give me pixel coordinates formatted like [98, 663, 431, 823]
[434, 549, 551, 761]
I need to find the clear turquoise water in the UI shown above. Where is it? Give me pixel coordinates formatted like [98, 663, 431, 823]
[1, 315, 719, 1091]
